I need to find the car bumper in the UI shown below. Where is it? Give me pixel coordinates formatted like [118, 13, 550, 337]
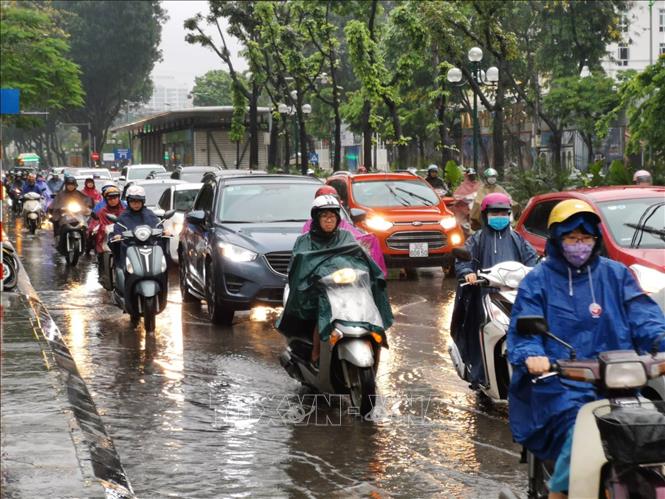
[384, 253, 453, 268]
[215, 255, 287, 310]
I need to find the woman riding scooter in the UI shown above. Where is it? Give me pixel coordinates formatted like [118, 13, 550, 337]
[452, 192, 538, 389]
[507, 199, 665, 498]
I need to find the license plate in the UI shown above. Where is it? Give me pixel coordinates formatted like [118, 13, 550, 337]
[409, 242, 428, 257]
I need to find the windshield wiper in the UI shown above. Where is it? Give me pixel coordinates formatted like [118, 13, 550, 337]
[394, 186, 435, 206]
[385, 184, 410, 206]
[219, 220, 254, 223]
[627, 201, 665, 248]
[269, 219, 307, 222]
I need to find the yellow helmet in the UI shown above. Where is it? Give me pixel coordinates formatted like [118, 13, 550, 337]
[547, 199, 599, 228]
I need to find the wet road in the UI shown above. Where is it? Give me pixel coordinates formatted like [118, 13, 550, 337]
[9, 219, 526, 498]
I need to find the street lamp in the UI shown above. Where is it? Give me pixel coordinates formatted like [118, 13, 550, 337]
[447, 47, 499, 171]
[277, 93, 312, 172]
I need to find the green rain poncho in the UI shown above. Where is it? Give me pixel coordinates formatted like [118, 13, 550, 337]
[276, 229, 393, 341]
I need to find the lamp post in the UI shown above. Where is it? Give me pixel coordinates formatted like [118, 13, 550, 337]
[277, 96, 312, 173]
[447, 47, 499, 171]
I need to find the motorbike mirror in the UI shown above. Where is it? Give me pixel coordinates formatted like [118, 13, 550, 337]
[516, 316, 549, 336]
[153, 208, 166, 217]
[106, 214, 118, 223]
[162, 209, 176, 220]
[452, 247, 472, 262]
[350, 208, 367, 223]
[186, 210, 206, 225]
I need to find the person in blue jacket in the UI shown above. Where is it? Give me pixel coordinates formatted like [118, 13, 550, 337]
[21, 173, 52, 198]
[507, 199, 665, 498]
[452, 192, 538, 387]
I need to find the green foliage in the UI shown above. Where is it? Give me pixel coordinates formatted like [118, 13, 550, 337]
[192, 70, 239, 106]
[444, 160, 463, 190]
[606, 159, 632, 185]
[506, 161, 577, 208]
[229, 81, 246, 143]
[0, 3, 84, 125]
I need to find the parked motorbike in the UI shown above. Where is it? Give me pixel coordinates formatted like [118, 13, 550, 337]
[107, 211, 174, 333]
[2, 241, 19, 291]
[500, 316, 665, 499]
[21, 192, 45, 234]
[449, 247, 532, 402]
[278, 249, 390, 417]
[56, 201, 90, 266]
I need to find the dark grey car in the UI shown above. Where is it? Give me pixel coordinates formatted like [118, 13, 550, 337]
[178, 174, 324, 325]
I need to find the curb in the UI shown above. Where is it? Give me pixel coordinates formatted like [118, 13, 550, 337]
[13, 258, 135, 498]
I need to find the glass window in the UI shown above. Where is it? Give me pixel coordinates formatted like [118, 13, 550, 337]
[328, 179, 348, 206]
[618, 44, 629, 66]
[660, 9, 664, 32]
[216, 183, 320, 223]
[351, 179, 439, 208]
[660, 42, 665, 56]
[157, 189, 171, 210]
[173, 189, 200, 211]
[619, 15, 629, 33]
[194, 184, 215, 212]
[140, 184, 172, 207]
[523, 199, 562, 238]
[597, 198, 665, 249]
[128, 166, 165, 180]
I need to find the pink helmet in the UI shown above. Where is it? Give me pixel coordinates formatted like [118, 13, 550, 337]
[481, 192, 511, 212]
[633, 169, 652, 183]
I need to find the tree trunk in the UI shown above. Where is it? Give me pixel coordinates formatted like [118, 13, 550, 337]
[385, 98, 406, 169]
[550, 129, 563, 173]
[438, 90, 449, 167]
[362, 100, 372, 170]
[268, 117, 278, 168]
[249, 80, 259, 168]
[418, 136, 425, 166]
[283, 120, 290, 172]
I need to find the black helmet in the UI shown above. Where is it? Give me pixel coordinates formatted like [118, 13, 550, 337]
[64, 175, 77, 186]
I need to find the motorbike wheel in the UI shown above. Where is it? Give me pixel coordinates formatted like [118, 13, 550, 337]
[179, 258, 198, 303]
[205, 263, 233, 325]
[65, 242, 80, 266]
[2, 256, 18, 291]
[347, 364, 376, 417]
[28, 219, 37, 235]
[142, 296, 157, 333]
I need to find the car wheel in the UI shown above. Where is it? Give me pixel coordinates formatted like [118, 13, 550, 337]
[179, 253, 198, 303]
[205, 262, 234, 325]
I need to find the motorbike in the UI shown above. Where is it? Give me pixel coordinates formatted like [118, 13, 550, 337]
[21, 192, 45, 234]
[450, 192, 476, 238]
[278, 246, 391, 417]
[449, 247, 532, 402]
[2, 241, 19, 291]
[107, 211, 174, 333]
[500, 316, 665, 499]
[9, 186, 23, 215]
[97, 223, 116, 291]
[56, 201, 90, 266]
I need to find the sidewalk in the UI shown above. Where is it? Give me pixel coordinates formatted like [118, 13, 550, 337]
[1, 262, 133, 497]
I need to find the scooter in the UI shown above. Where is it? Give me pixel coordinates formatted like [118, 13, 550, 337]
[8, 186, 23, 215]
[500, 316, 665, 499]
[21, 192, 45, 234]
[451, 192, 476, 238]
[107, 211, 174, 333]
[449, 247, 532, 402]
[2, 241, 19, 291]
[97, 223, 116, 291]
[56, 201, 90, 266]
[279, 263, 389, 417]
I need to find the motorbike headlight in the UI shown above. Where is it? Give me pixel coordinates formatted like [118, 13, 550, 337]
[449, 232, 463, 246]
[365, 216, 393, 232]
[67, 202, 81, 213]
[439, 216, 457, 230]
[125, 257, 134, 274]
[218, 242, 257, 262]
[134, 226, 152, 242]
[630, 264, 665, 294]
[604, 361, 647, 389]
[331, 268, 357, 284]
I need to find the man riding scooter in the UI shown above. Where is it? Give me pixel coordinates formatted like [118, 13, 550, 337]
[452, 193, 538, 389]
[507, 199, 665, 498]
[49, 176, 92, 238]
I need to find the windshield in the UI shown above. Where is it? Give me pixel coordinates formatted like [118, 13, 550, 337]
[352, 179, 439, 207]
[217, 183, 320, 223]
[598, 198, 665, 249]
[141, 184, 172, 206]
[173, 189, 199, 211]
[322, 265, 384, 328]
[78, 170, 111, 179]
[128, 166, 165, 180]
[180, 171, 210, 182]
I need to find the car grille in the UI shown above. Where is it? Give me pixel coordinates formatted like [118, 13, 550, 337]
[386, 231, 446, 250]
[265, 251, 291, 275]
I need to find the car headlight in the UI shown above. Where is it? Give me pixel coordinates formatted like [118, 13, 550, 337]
[604, 361, 647, 389]
[439, 216, 457, 230]
[67, 202, 81, 213]
[125, 257, 134, 274]
[365, 216, 393, 232]
[134, 226, 152, 242]
[630, 264, 665, 294]
[331, 268, 357, 284]
[218, 242, 257, 262]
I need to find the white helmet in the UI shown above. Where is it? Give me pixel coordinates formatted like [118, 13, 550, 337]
[427, 164, 438, 172]
[125, 184, 146, 202]
[311, 194, 340, 210]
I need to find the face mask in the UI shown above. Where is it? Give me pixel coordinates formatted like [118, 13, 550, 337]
[561, 241, 594, 267]
[487, 215, 510, 231]
[487, 177, 497, 185]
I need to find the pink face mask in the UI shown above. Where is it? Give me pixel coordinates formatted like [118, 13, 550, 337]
[561, 241, 594, 267]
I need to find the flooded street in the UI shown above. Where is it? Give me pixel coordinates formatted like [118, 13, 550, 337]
[8, 220, 526, 498]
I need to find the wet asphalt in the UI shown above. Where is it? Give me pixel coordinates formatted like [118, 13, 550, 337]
[6, 217, 526, 498]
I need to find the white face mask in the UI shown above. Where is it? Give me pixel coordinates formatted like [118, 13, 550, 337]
[487, 177, 497, 185]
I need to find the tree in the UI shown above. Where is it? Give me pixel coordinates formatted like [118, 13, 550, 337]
[0, 4, 84, 123]
[55, 0, 166, 155]
[191, 69, 239, 106]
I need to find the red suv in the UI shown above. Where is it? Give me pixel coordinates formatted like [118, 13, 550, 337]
[326, 172, 464, 269]
[515, 186, 665, 292]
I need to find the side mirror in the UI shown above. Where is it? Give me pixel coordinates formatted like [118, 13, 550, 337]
[350, 208, 367, 223]
[186, 210, 206, 225]
[163, 209, 176, 220]
[516, 316, 549, 337]
[106, 213, 118, 223]
[452, 247, 472, 262]
[153, 208, 166, 217]
[119, 176, 126, 182]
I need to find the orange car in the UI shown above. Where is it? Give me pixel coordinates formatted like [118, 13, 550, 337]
[326, 172, 465, 269]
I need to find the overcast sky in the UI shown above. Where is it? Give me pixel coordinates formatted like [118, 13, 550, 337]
[151, 1, 247, 90]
